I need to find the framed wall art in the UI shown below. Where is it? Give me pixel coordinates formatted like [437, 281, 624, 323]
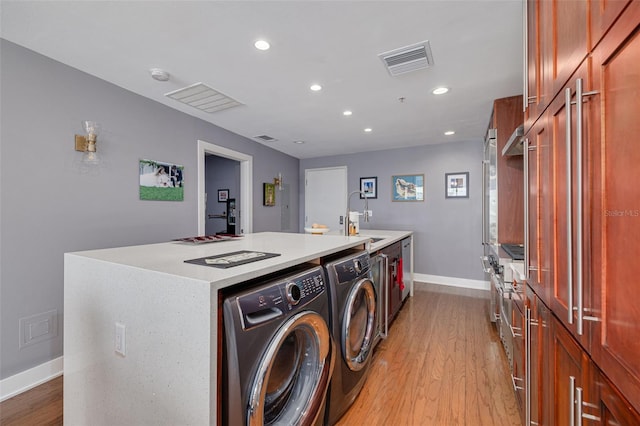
[445, 172, 469, 198]
[392, 174, 424, 201]
[139, 158, 184, 201]
[263, 182, 276, 206]
[360, 177, 378, 199]
[218, 189, 229, 202]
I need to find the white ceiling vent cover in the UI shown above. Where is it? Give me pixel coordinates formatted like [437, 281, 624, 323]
[378, 40, 434, 76]
[165, 83, 243, 113]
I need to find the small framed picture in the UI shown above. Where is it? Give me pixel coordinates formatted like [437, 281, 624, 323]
[445, 172, 469, 198]
[218, 189, 229, 202]
[392, 174, 424, 202]
[360, 177, 378, 199]
[263, 183, 276, 207]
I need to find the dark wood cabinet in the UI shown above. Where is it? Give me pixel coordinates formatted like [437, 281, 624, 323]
[548, 58, 592, 351]
[526, 287, 552, 426]
[491, 95, 525, 245]
[552, 314, 591, 425]
[546, 0, 590, 97]
[589, 3, 640, 414]
[524, 111, 553, 306]
[522, 0, 640, 421]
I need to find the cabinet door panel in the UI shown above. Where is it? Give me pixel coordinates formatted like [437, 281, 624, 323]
[552, 316, 590, 425]
[595, 370, 640, 426]
[590, 4, 640, 414]
[548, 0, 589, 95]
[549, 61, 592, 349]
[590, 0, 632, 49]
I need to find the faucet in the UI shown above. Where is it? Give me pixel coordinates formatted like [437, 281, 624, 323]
[345, 190, 370, 235]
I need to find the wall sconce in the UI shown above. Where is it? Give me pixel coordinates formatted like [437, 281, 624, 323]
[74, 121, 101, 164]
[274, 172, 283, 191]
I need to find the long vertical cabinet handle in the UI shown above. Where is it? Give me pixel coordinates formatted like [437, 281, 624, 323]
[575, 78, 601, 335]
[525, 307, 532, 426]
[565, 87, 575, 326]
[523, 0, 529, 112]
[569, 376, 576, 425]
[380, 253, 390, 339]
[575, 78, 585, 335]
[524, 138, 530, 281]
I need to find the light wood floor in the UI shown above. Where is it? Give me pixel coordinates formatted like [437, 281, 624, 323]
[336, 283, 521, 426]
[0, 283, 520, 426]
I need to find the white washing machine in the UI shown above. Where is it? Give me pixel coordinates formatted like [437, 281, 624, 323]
[222, 264, 336, 426]
[323, 251, 377, 425]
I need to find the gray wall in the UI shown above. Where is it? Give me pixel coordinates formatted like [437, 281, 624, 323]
[0, 40, 299, 380]
[205, 156, 240, 235]
[299, 140, 484, 281]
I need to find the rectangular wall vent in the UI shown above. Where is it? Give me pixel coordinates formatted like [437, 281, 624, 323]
[165, 83, 243, 113]
[254, 135, 278, 142]
[378, 40, 434, 76]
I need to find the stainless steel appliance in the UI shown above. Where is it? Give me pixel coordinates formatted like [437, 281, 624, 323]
[482, 128, 498, 254]
[370, 252, 388, 349]
[324, 251, 377, 425]
[222, 265, 335, 426]
[401, 237, 412, 301]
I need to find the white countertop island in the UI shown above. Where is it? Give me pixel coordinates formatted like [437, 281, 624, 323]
[63, 232, 370, 425]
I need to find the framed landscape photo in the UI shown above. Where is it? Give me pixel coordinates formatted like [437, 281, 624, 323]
[139, 159, 184, 201]
[392, 174, 424, 201]
[360, 177, 377, 199]
[445, 172, 469, 198]
[218, 189, 229, 202]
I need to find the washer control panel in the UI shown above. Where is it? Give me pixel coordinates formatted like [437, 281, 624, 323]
[332, 252, 371, 283]
[236, 266, 326, 330]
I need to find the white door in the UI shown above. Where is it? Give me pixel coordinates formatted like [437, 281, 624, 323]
[305, 167, 347, 234]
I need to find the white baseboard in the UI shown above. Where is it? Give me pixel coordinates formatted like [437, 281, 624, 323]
[0, 356, 63, 402]
[414, 273, 490, 291]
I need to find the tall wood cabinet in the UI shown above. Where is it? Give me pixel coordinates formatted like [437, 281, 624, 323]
[522, 0, 640, 422]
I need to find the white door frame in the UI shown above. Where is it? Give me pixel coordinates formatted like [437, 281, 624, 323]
[197, 140, 253, 235]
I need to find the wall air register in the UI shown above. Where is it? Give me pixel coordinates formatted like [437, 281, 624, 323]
[378, 40, 435, 76]
[165, 82, 243, 114]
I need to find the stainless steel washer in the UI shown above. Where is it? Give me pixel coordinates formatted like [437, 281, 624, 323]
[222, 265, 335, 426]
[324, 251, 377, 425]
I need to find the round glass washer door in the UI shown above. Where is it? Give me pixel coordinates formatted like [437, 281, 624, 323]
[248, 311, 334, 426]
[342, 278, 377, 371]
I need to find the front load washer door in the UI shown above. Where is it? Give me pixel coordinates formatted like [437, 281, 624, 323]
[342, 278, 377, 371]
[247, 311, 334, 426]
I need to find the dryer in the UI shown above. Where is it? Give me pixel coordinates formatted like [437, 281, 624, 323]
[222, 265, 335, 426]
[324, 251, 377, 425]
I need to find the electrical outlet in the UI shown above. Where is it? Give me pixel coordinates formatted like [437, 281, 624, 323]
[115, 322, 126, 356]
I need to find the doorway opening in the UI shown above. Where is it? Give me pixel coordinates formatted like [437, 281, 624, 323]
[197, 140, 253, 235]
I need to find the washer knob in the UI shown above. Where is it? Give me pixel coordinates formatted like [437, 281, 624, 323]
[286, 282, 301, 305]
[354, 259, 362, 274]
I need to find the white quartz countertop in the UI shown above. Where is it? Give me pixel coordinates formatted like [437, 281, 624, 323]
[66, 232, 371, 289]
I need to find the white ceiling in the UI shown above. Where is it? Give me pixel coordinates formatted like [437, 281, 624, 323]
[1, 0, 523, 159]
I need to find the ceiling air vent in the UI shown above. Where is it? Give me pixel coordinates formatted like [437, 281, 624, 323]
[378, 40, 434, 77]
[165, 83, 243, 113]
[254, 135, 278, 142]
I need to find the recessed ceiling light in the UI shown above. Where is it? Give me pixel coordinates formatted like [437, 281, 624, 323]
[343, 110, 353, 116]
[364, 128, 372, 133]
[432, 87, 449, 95]
[293, 140, 305, 144]
[310, 84, 322, 91]
[444, 130, 455, 135]
[254, 40, 270, 51]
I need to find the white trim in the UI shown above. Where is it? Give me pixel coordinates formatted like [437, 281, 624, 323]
[197, 140, 253, 235]
[0, 356, 63, 402]
[413, 273, 490, 291]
